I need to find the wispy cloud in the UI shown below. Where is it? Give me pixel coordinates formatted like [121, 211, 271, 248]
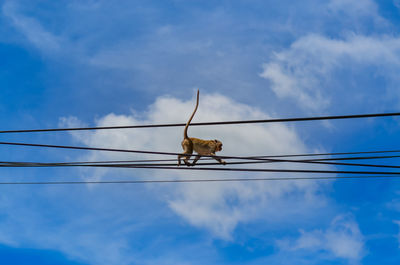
[328, 0, 379, 17]
[2, 1, 62, 53]
[260, 34, 400, 112]
[393, 220, 400, 248]
[277, 214, 365, 263]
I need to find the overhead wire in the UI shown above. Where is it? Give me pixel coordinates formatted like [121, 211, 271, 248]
[2, 155, 400, 169]
[2, 160, 400, 175]
[3, 141, 400, 162]
[3, 140, 400, 167]
[0, 175, 399, 185]
[3, 151, 400, 166]
[0, 112, 398, 134]
[82, 159, 400, 169]
[3, 141, 400, 170]
[0, 112, 398, 184]
[0, 111, 398, 167]
[3, 140, 400, 160]
[37, 154, 400, 165]
[81, 165, 400, 175]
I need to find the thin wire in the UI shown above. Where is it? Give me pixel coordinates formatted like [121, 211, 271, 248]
[3, 141, 400, 162]
[2, 141, 400, 169]
[94, 160, 400, 169]
[0, 112, 399, 133]
[3, 156, 399, 169]
[255, 150, 400, 158]
[79, 155, 400, 169]
[10, 153, 400, 166]
[83, 165, 400, 175]
[0, 141, 186, 156]
[0, 175, 399, 185]
[3, 161, 400, 175]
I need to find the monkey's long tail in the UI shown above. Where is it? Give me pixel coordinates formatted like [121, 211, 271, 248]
[183, 89, 199, 139]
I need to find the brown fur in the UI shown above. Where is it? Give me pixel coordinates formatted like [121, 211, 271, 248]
[177, 90, 226, 166]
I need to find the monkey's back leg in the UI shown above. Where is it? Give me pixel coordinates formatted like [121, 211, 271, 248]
[178, 138, 193, 166]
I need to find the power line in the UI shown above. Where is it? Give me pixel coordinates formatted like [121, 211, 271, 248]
[2, 156, 400, 170]
[3, 141, 400, 169]
[22, 153, 400, 165]
[0, 141, 181, 156]
[96, 159, 400, 169]
[254, 150, 400, 158]
[3, 141, 400, 161]
[3, 140, 400, 160]
[85, 165, 400, 175]
[0, 112, 399, 134]
[0, 175, 399, 185]
[3, 160, 400, 175]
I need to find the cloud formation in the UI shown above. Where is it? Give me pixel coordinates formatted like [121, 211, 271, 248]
[328, 0, 379, 17]
[63, 92, 329, 239]
[2, 2, 62, 53]
[278, 214, 365, 263]
[260, 34, 400, 112]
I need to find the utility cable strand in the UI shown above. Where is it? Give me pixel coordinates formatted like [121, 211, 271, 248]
[0, 112, 399, 134]
[3, 141, 400, 169]
[0, 175, 400, 185]
[3, 141, 400, 161]
[2, 156, 400, 169]
[3, 160, 400, 175]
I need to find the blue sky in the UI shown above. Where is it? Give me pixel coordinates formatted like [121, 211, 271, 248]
[2, 0, 400, 264]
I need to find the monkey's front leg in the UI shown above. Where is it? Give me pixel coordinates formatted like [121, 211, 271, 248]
[178, 154, 193, 166]
[211, 153, 226, 165]
[177, 155, 182, 166]
[191, 155, 202, 166]
[183, 154, 193, 166]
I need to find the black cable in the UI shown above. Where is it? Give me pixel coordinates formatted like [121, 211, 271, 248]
[15, 153, 400, 166]
[3, 141, 400, 169]
[0, 175, 399, 185]
[0, 158, 393, 170]
[94, 160, 400, 169]
[0, 141, 183, 156]
[5, 152, 400, 166]
[3, 141, 400, 163]
[0, 159, 399, 170]
[6, 156, 399, 169]
[83, 164, 400, 175]
[4, 140, 400, 160]
[0, 112, 399, 134]
[88, 155, 400, 169]
[256, 150, 400, 158]
[3, 160, 399, 175]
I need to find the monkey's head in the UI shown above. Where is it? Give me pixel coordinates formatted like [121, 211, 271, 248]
[214, 139, 223, 152]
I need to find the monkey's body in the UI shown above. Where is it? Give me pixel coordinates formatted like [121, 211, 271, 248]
[179, 137, 225, 166]
[177, 90, 226, 166]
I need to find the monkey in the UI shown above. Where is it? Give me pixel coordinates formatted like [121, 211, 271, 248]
[177, 90, 226, 167]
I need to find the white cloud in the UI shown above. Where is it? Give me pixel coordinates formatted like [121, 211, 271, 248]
[260, 34, 400, 112]
[0, 185, 141, 265]
[393, 220, 400, 247]
[2, 1, 62, 53]
[395, 0, 400, 9]
[278, 214, 365, 263]
[60, 92, 330, 240]
[328, 0, 378, 16]
[327, 0, 389, 30]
